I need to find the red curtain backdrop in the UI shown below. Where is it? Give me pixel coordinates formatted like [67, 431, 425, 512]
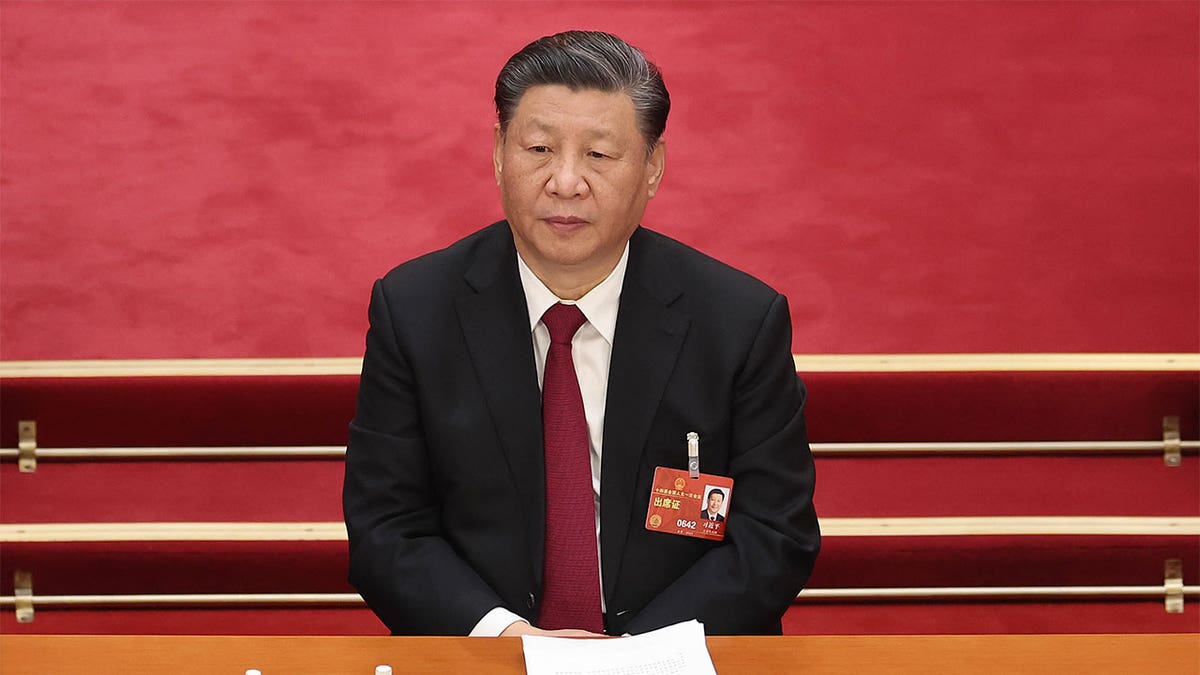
[2, 1, 1197, 359]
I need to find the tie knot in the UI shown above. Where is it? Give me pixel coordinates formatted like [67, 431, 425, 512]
[542, 303, 587, 345]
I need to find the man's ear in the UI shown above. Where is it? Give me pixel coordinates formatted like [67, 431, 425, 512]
[646, 139, 666, 198]
[492, 123, 504, 185]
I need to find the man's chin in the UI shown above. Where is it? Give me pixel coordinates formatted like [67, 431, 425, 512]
[530, 238, 603, 269]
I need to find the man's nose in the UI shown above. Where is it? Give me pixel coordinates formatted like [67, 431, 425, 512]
[545, 157, 589, 199]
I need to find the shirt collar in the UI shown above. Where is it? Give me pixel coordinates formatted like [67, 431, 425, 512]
[516, 243, 629, 345]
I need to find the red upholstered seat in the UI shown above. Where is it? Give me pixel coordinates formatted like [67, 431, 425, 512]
[1, 369, 1197, 635]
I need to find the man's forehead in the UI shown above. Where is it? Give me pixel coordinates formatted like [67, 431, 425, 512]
[509, 85, 638, 135]
[523, 117, 617, 139]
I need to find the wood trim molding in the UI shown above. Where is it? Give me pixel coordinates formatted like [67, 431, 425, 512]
[792, 353, 1200, 372]
[822, 516, 1200, 537]
[3, 517, 1196, 542]
[1, 353, 1197, 378]
[0, 358, 362, 378]
[2, 634, 1197, 675]
[0, 522, 344, 542]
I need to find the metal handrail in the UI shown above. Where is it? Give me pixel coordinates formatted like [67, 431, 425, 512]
[0, 586, 1195, 609]
[0, 446, 347, 460]
[2, 440, 1196, 461]
[811, 440, 1199, 455]
[796, 586, 1200, 600]
[0, 593, 364, 607]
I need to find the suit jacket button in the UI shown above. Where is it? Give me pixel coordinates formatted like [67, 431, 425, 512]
[527, 593, 536, 609]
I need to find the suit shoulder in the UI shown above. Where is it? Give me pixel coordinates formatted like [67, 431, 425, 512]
[376, 222, 508, 299]
[634, 228, 781, 306]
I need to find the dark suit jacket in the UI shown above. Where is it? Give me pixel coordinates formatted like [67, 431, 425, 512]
[343, 221, 819, 636]
[702, 511, 725, 522]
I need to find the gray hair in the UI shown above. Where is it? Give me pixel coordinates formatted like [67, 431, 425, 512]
[495, 31, 670, 152]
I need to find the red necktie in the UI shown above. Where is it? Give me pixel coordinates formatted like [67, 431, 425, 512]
[537, 303, 604, 633]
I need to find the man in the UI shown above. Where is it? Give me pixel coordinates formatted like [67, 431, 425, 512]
[702, 489, 726, 522]
[343, 30, 819, 638]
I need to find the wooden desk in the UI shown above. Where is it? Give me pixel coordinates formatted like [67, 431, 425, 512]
[2, 633, 1197, 674]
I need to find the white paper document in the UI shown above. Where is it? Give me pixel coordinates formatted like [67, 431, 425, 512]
[520, 619, 717, 675]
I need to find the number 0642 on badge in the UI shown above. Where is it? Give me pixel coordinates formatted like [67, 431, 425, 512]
[644, 466, 734, 541]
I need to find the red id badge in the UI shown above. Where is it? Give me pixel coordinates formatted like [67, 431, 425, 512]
[644, 467, 735, 541]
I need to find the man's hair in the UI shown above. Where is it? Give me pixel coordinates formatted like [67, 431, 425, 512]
[708, 489, 724, 500]
[495, 30, 670, 152]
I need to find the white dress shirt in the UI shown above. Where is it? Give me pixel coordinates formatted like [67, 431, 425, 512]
[469, 243, 630, 637]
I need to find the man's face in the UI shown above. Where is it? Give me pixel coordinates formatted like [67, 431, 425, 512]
[707, 492, 723, 514]
[493, 85, 665, 294]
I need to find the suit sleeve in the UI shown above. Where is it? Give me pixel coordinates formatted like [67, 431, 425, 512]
[343, 279, 507, 635]
[622, 293, 820, 634]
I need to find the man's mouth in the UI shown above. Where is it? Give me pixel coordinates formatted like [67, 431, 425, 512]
[543, 216, 588, 225]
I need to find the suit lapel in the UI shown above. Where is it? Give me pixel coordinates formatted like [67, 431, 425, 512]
[600, 229, 690, 602]
[455, 224, 546, 586]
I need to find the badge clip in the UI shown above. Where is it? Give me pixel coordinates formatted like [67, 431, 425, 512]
[686, 432, 700, 478]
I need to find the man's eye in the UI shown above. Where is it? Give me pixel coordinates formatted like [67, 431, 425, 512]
[529, 146, 550, 153]
[588, 151, 609, 159]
